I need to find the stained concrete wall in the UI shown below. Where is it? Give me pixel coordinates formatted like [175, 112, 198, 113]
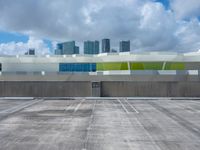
[0, 81, 200, 97]
[0, 81, 91, 97]
[101, 81, 200, 97]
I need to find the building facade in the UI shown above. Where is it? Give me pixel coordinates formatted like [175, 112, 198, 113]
[120, 41, 130, 52]
[1, 52, 200, 74]
[102, 39, 110, 53]
[55, 41, 79, 55]
[84, 41, 100, 54]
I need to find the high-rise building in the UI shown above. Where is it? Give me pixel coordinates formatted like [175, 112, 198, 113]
[62, 41, 77, 55]
[75, 46, 79, 54]
[55, 44, 63, 55]
[94, 41, 100, 54]
[102, 39, 110, 53]
[55, 41, 79, 55]
[25, 49, 35, 55]
[111, 49, 118, 53]
[55, 49, 63, 55]
[84, 41, 99, 54]
[120, 41, 130, 52]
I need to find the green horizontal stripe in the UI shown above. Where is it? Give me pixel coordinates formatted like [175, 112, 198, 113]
[130, 62, 163, 70]
[97, 62, 128, 71]
[165, 62, 185, 70]
[95, 62, 186, 71]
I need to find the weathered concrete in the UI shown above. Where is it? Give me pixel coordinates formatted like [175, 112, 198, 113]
[0, 81, 200, 97]
[1, 73, 200, 82]
[0, 98, 200, 150]
[101, 81, 200, 97]
[0, 81, 91, 97]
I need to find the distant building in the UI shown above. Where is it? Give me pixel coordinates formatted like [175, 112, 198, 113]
[120, 41, 130, 52]
[111, 49, 118, 53]
[55, 49, 62, 55]
[84, 41, 100, 54]
[55, 41, 79, 55]
[102, 39, 110, 53]
[25, 49, 35, 55]
[75, 46, 79, 54]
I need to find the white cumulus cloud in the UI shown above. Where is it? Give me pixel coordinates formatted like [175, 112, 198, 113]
[0, 0, 199, 54]
[0, 36, 50, 55]
[170, 0, 200, 19]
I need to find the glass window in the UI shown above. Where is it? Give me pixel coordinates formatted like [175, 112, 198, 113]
[59, 63, 96, 72]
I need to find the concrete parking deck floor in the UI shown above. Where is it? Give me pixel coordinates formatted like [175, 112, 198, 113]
[0, 98, 200, 150]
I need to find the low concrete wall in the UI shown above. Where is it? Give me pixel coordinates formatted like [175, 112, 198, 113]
[0, 81, 200, 97]
[101, 81, 200, 97]
[0, 81, 91, 97]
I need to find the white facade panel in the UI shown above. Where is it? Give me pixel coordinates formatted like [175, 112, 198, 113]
[2, 63, 59, 72]
[0, 52, 200, 66]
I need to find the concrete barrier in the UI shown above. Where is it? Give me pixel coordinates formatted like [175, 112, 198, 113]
[0, 81, 91, 97]
[101, 81, 200, 97]
[0, 81, 200, 97]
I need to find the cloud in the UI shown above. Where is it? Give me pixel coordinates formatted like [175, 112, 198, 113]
[0, 0, 199, 54]
[174, 18, 200, 52]
[170, 0, 200, 19]
[0, 36, 50, 55]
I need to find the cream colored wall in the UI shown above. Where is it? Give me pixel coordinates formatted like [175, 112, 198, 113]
[2, 63, 59, 72]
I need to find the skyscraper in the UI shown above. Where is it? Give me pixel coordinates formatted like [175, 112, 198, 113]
[75, 46, 79, 54]
[25, 48, 35, 55]
[102, 39, 110, 53]
[55, 41, 79, 55]
[120, 41, 130, 52]
[84, 41, 100, 54]
[55, 43, 63, 55]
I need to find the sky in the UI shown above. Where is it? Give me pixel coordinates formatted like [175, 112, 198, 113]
[0, 0, 200, 55]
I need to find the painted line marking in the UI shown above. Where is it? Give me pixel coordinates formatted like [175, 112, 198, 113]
[65, 104, 73, 111]
[125, 98, 139, 114]
[83, 100, 97, 150]
[117, 99, 129, 114]
[74, 98, 85, 112]
[0, 99, 43, 114]
[117, 99, 160, 150]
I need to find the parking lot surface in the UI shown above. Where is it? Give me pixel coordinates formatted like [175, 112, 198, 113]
[0, 98, 200, 150]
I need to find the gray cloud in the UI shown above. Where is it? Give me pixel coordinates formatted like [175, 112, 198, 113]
[0, 0, 200, 54]
[170, 0, 200, 19]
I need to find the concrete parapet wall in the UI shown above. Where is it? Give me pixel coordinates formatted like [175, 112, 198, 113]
[0, 81, 91, 97]
[0, 80, 200, 97]
[101, 81, 200, 97]
[1, 74, 200, 82]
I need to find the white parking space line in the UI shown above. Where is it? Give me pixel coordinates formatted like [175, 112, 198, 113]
[117, 98, 160, 150]
[125, 98, 139, 114]
[0, 99, 43, 114]
[74, 98, 86, 112]
[65, 104, 73, 111]
[84, 100, 97, 150]
[117, 99, 129, 114]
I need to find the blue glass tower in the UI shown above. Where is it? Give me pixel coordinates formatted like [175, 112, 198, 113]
[84, 41, 99, 54]
[102, 39, 110, 53]
[55, 41, 79, 55]
[120, 41, 130, 52]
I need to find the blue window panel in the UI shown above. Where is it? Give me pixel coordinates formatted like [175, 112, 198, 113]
[59, 63, 97, 72]
[91, 63, 96, 72]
